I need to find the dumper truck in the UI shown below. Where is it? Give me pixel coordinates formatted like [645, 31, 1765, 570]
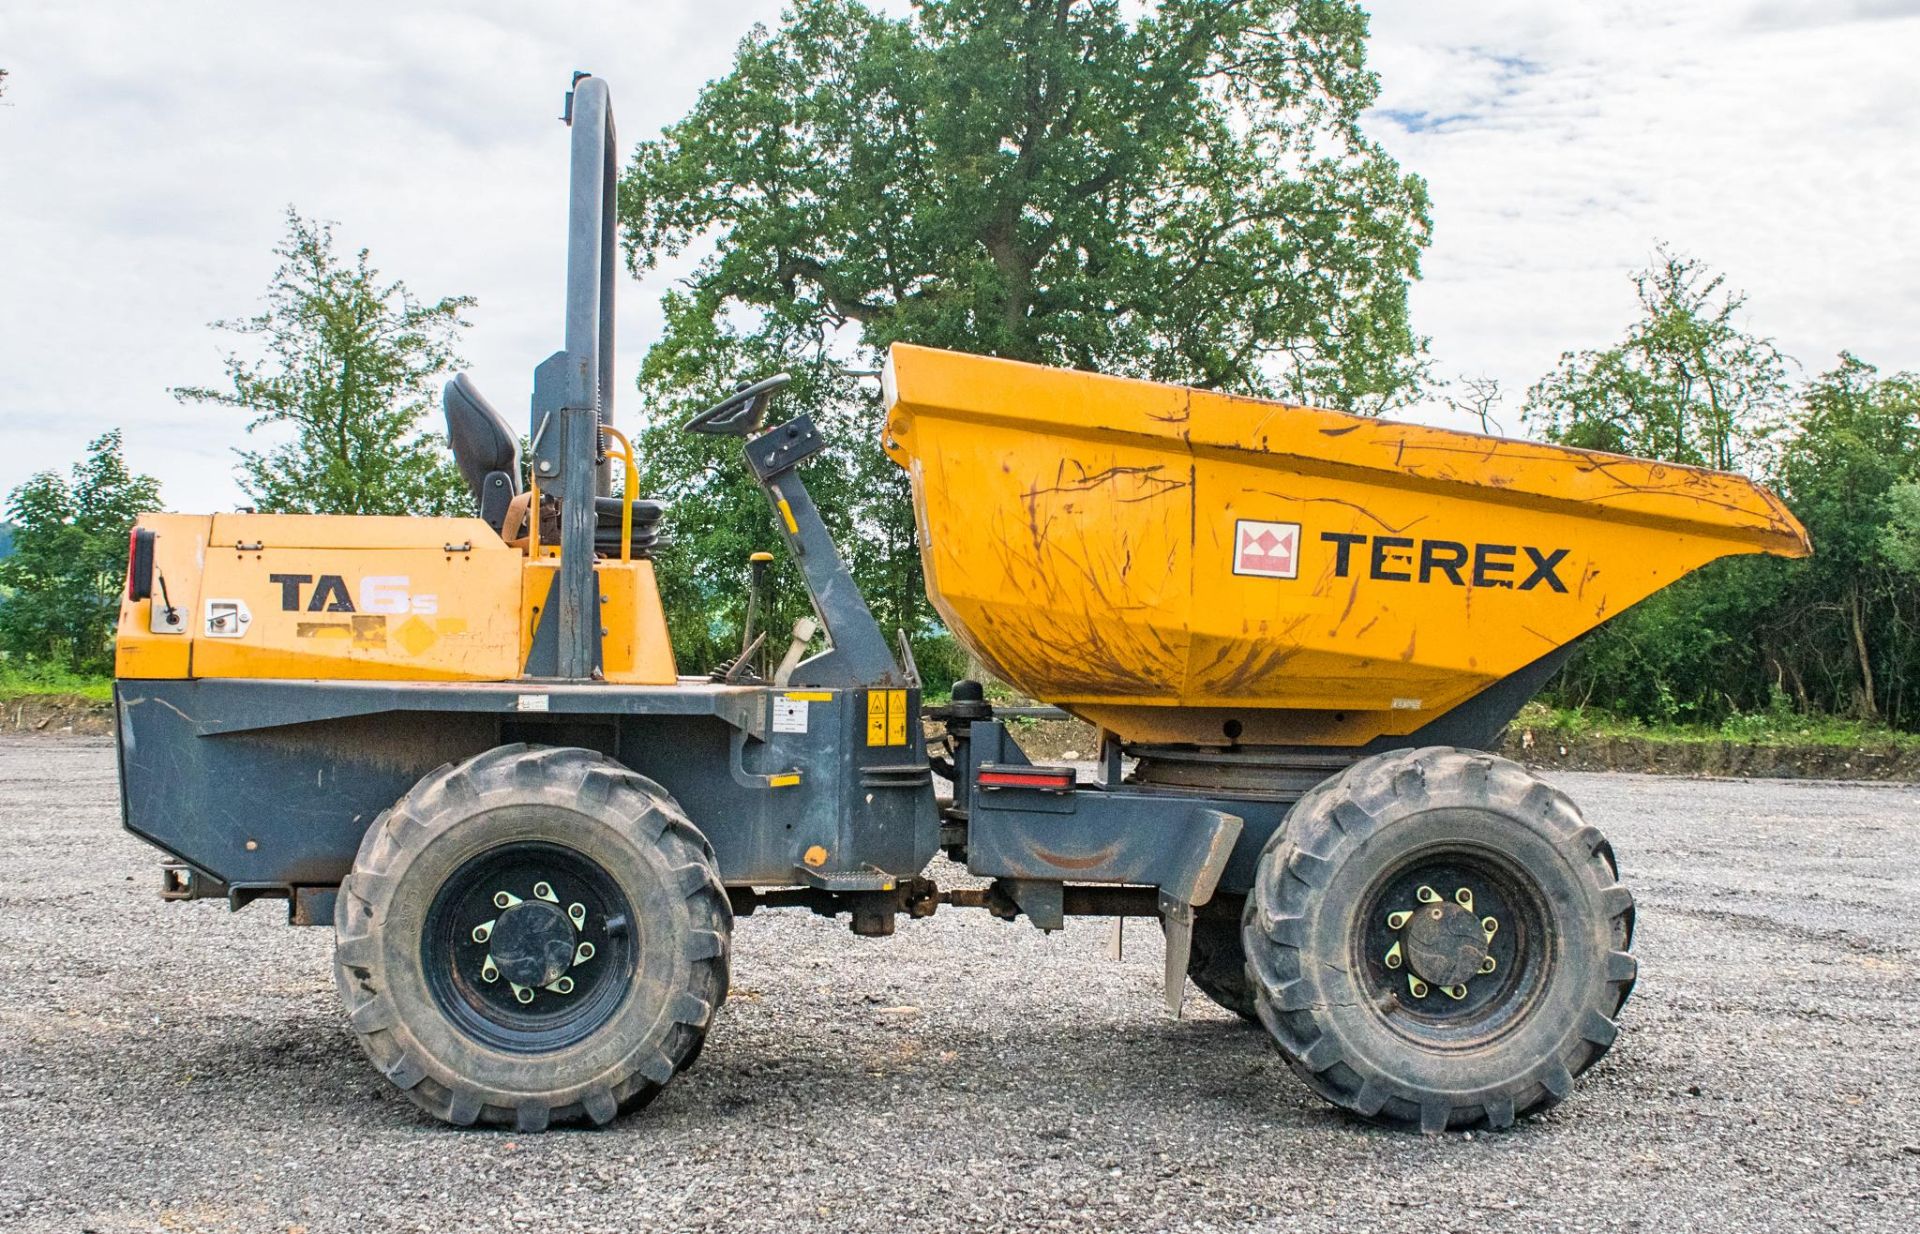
[112, 75, 1811, 1133]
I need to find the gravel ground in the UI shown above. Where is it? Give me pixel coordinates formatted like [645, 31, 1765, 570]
[1, 735, 1916, 1233]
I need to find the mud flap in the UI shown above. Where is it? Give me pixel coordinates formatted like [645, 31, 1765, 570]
[1160, 892, 1196, 1018]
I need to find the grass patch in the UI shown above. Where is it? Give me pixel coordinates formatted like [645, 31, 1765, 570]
[1516, 701, 1920, 750]
[0, 660, 113, 704]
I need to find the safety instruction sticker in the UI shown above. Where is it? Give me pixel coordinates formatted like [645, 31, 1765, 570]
[772, 697, 810, 733]
[866, 689, 910, 747]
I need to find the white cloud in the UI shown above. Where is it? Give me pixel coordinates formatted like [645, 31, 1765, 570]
[0, 0, 1915, 510]
[1364, 0, 1920, 428]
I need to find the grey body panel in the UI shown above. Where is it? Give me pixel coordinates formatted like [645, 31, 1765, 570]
[116, 678, 937, 895]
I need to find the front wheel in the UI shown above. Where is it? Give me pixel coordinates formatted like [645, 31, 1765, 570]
[333, 744, 731, 1130]
[1243, 747, 1636, 1133]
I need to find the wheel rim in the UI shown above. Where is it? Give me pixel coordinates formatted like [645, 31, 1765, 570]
[1357, 844, 1551, 1049]
[423, 840, 637, 1053]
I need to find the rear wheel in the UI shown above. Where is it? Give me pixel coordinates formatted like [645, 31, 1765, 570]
[1182, 913, 1259, 1023]
[333, 744, 730, 1130]
[1243, 747, 1635, 1133]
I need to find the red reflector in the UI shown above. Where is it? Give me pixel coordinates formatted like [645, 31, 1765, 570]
[976, 766, 1076, 791]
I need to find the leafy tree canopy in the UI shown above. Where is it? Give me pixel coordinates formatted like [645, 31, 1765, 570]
[620, 0, 1431, 674]
[0, 431, 161, 672]
[1524, 246, 1790, 473]
[173, 208, 473, 516]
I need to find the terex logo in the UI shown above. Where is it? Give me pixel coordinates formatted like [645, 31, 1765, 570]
[270, 573, 439, 614]
[1320, 533, 1569, 592]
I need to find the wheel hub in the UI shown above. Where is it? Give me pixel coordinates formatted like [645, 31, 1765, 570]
[1404, 900, 1487, 988]
[1382, 884, 1500, 1001]
[465, 880, 598, 1006]
[488, 900, 576, 989]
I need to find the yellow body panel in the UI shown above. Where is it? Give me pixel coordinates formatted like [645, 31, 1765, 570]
[115, 513, 676, 684]
[519, 556, 678, 685]
[882, 343, 1811, 747]
[113, 513, 211, 679]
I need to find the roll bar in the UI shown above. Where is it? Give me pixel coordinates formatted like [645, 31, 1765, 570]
[527, 72, 622, 680]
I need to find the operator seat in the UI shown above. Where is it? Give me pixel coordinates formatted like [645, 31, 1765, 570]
[442, 374, 664, 554]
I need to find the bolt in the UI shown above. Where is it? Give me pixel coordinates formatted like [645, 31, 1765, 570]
[1482, 916, 1499, 940]
[494, 891, 519, 910]
[574, 941, 596, 965]
[1430, 907, 1444, 920]
[548, 976, 575, 995]
[568, 903, 587, 929]
[1455, 887, 1474, 911]
[533, 881, 557, 903]
[471, 920, 494, 944]
[1416, 885, 1440, 904]
[1384, 940, 1403, 970]
[481, 956, 499, 983]
[1386, 910, 1412, 930]
[512, 984, 534, 1005]
[1407, 975, 1429, 998]
[1441, 984, 1468, 1001]
[1478, 955, 1497, 975]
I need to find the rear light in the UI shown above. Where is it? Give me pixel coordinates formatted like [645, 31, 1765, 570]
[975, 764, 1077, 792]
[127, 528, 156, 601]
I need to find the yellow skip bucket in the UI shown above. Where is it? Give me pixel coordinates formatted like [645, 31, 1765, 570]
[881, 343, 1809, 748]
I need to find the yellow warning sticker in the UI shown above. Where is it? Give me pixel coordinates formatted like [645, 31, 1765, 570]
[886, 689, 907, 746]
[865, 690, 911, 747]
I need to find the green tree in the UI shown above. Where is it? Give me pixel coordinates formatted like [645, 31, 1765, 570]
[0, 432, 162, 672]
[1771, 356, 1920, 720]
[173, 209, 474, 516]
[622, 0, 1431, 673]
[1525, 247, 1790, 472]
[1529, 251, 1794, 725]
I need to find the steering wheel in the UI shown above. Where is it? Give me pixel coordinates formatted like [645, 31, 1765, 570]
[682, 373, 793, 437]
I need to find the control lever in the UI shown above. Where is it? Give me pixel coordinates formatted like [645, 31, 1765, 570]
[772, 616, 820, 688]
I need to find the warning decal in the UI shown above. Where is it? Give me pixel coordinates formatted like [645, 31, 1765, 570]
[1233, 520, 1301, 579]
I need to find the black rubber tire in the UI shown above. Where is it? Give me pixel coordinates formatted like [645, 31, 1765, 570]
[333, 744, 731, 1130]
[1243, 746, 1636, 1133]
[1182, 912, 1260, 1023]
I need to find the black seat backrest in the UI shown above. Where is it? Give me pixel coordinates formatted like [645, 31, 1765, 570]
[443, 374, 521, 499]
[443, 375, 521, 531]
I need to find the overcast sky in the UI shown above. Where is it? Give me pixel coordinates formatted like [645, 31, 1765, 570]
[2, 0, 1916, 511]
